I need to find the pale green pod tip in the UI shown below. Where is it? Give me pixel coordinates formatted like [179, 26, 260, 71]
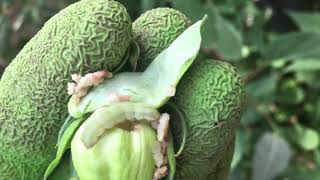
[72, 121, 157, 180]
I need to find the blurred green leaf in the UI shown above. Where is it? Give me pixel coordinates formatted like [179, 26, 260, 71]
[231, 129, 251, 169]
[140, 0, 156, 13]
[285, 59, 320, 72]
[117, 0, 141, 19]
[171, 0, 205, 22]
[246, 11, 267, 53]
[280, 167, 320, 180]
[0, 15, 11, 56]
[246, 73, 277, 103]
[263, 32, 320, 60]
[173, 0, 243, 60]
[296, 71, 320, 88]
[287, 11, 320, 33]
[315, 150, 320, 165]
[252, 133, 292, 180]
[274, 107, 293, 123]
[230, 166, 245, 180]
[203, 2, 242, 60]
[304, 99, 320, 124]
[276, 79, 305, 105]
[241, 106, 261, 124]
[271, 59, 287, 69]
[294, 124, 319, 151]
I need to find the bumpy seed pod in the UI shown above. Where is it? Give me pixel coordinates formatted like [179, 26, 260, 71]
[71, 103, 160, 180]
[171, 59, 245, 180]
[132, 7, 244, 179]
[133, 8, 191, 71]
[0, 0, 132, 179]
[45, 16, 206, 180]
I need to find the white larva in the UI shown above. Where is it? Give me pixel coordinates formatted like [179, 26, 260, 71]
[80, 102, 160, 148]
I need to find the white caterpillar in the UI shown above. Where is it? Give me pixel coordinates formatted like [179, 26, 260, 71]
[80, 102, 160, 148]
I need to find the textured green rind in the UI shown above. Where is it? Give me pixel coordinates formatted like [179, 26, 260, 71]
[132, 8, 191, 71]
[0, 0, 132, 179]
[206, 138, 235, 180]
[171, 59, 245, 180]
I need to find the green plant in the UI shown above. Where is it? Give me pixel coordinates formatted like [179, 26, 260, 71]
[0, 0, 132, 179]
[0, 0, 247, 178]
[132, 8, 191, 71]
[172, 59, 245, 180]
[4, 0, 320, 179]
[43, 15, 207, 180]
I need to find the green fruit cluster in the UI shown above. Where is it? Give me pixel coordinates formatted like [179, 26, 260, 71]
[172, 59, 244, 180]
[0, 0, 132, 179]
[0, 0, 245, 179]
[132, 7, 245, 180]
[133, 8, 191, 71]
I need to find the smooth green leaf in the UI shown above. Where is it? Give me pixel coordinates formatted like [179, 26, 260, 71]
[68, 16, 206, 118]
[252, 133, 292, 180]
[44, 118, 83, 180]
[57, 115, 74, 144]
[49, 151, 74, 180]
[166, 133, 176, 180]
[263, 32, 320, 60]
[287, 11, 320, 33]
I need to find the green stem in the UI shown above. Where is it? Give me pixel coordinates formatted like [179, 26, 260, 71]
[166, 101, 187, 157]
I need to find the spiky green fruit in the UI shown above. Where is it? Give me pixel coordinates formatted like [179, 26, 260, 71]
[171, 59, 245, 180]
[0, 0, 132, 179]
[133, 8, 191, 71]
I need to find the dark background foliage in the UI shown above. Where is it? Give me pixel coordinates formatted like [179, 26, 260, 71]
[1, 0, 320, 179]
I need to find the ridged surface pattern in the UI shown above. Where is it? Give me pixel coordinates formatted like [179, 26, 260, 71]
[0, 0, 132, 179]
[132, 8, 191, 71]
[172, 59, 245, 180]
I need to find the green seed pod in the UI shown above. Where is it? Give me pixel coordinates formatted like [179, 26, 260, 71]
[45, 17, 206, 180]
[133, 8, 191, 71]
[132, 7, 244, 179]
[72, 123, 157, 180]
[0, 0, 132, 179]
[171, 59, 245, 180]
[206, 139, 235, 180]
